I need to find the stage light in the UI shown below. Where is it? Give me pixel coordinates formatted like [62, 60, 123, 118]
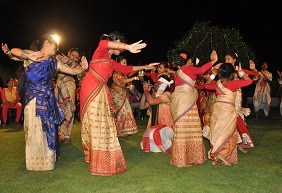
[51, 35, 60, 45]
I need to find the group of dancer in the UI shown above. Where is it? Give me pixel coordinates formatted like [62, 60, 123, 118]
[1, 30, 273, 176]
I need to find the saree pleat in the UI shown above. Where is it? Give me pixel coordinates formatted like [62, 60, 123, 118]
[56, 77, 76, 140]
[170, 70, 206, 167]
[80, 61, 126, 175]
[25, 98, 56, 171]
[111, 73, 138, 136]
[209, 80, 238, 164]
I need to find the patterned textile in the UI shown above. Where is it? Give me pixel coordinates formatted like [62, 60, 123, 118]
[158, 92, 174, 129]
[24, 99, 56, 171]
[202, 93, 216, 140]
[253, 70, 272, 115]
[81, 87, 126, 175]
[145, 91, 174, 130]
[23, 54, 64, 171]
[24, 58, 65, 152]
[170, 69, 206, 167]
[111, 72, 138, 136]
[141, 124, 173, 153]
[79, 40, 134, 175]
[209, 80, 238, 165]
[55, 61, 79, 140]
[235, 89, 254, 149]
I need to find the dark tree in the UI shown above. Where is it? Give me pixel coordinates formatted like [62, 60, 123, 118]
[167, 21, 256, 68]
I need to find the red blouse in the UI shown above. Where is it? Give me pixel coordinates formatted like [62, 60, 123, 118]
[174, 62, 213, 86]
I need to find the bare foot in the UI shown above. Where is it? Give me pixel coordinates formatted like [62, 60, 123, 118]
[217, 155, 231, 166]
[238, 146, 248, 154]
[211, 159, 218, 166]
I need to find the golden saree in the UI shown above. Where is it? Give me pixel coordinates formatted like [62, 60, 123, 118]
[55, 62, 78, 141]
[80, 60, 126, 175]
[209, 80, 238, 165]
[111, 72, 138, 136]
[170, 69, 206, 167]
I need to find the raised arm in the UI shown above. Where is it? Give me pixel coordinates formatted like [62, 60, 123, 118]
[58, 56, 88, 75]
[2, 43, 23, 61]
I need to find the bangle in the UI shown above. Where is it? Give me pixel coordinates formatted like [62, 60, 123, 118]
[238, 71, 245, 78]
[134, 76, 137, 80]
[210, 74, 215, 80]
[6, 50, 11, 55]
[143, 87, 149, 92]
[21, 50, 29, 59]
[81, 67, 86, 72]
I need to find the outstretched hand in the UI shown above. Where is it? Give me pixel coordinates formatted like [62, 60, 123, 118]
[146, 62, 159, 70]
[211, 63, 222, 76]
[80, 56, 88, 70]
[237, 63, 242, 72]
[128, 40, 147, 53]
[2, 43, 10, 53]
[249, 60, 256, 70]
[28, 51, 44, 62]
[57, 53, 69, 63]
[210, 50, 218, 63]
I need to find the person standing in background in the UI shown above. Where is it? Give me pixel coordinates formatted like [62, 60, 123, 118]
[55, 48, 82, 144]
[253, 62, 272, 120]
[224, 53, 258, 153]
[111, 55, 139, 137]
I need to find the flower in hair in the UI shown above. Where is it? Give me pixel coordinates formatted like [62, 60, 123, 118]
[103, 34, 109, 37]
[180, 53, 187, 59]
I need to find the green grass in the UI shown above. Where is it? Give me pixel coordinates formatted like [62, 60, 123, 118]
[0, 107, 281, 193]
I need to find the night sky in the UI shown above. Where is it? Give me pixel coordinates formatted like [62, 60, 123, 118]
[0, 1, 281, 74]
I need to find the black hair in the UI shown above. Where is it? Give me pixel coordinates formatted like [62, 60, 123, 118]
[225, 52, 240, 66]
[218, 63, 236, 80]
[116, 55, 127, 63]
[107, 55, 127, 88]
[100, 31, 127, 43]
[167, 61, 179, 71]
[30, 34, 58, 52]
[6, 78, 14, 85]
[159, 61, 168, 67]
[173, 50, 196, 67]
[68, 48, 80, 54]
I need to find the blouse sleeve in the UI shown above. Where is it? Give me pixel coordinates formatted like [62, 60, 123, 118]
[182, 62, 213, 80]
[112, 60, 134, 73]
[227, 79, 253, 91]
[243, 68, 259, 76]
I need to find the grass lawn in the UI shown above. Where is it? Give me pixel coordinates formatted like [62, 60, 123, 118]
[0, 107, 281, 193]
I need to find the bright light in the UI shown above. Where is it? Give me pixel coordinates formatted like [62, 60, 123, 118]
[51, 35, 60, 45]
